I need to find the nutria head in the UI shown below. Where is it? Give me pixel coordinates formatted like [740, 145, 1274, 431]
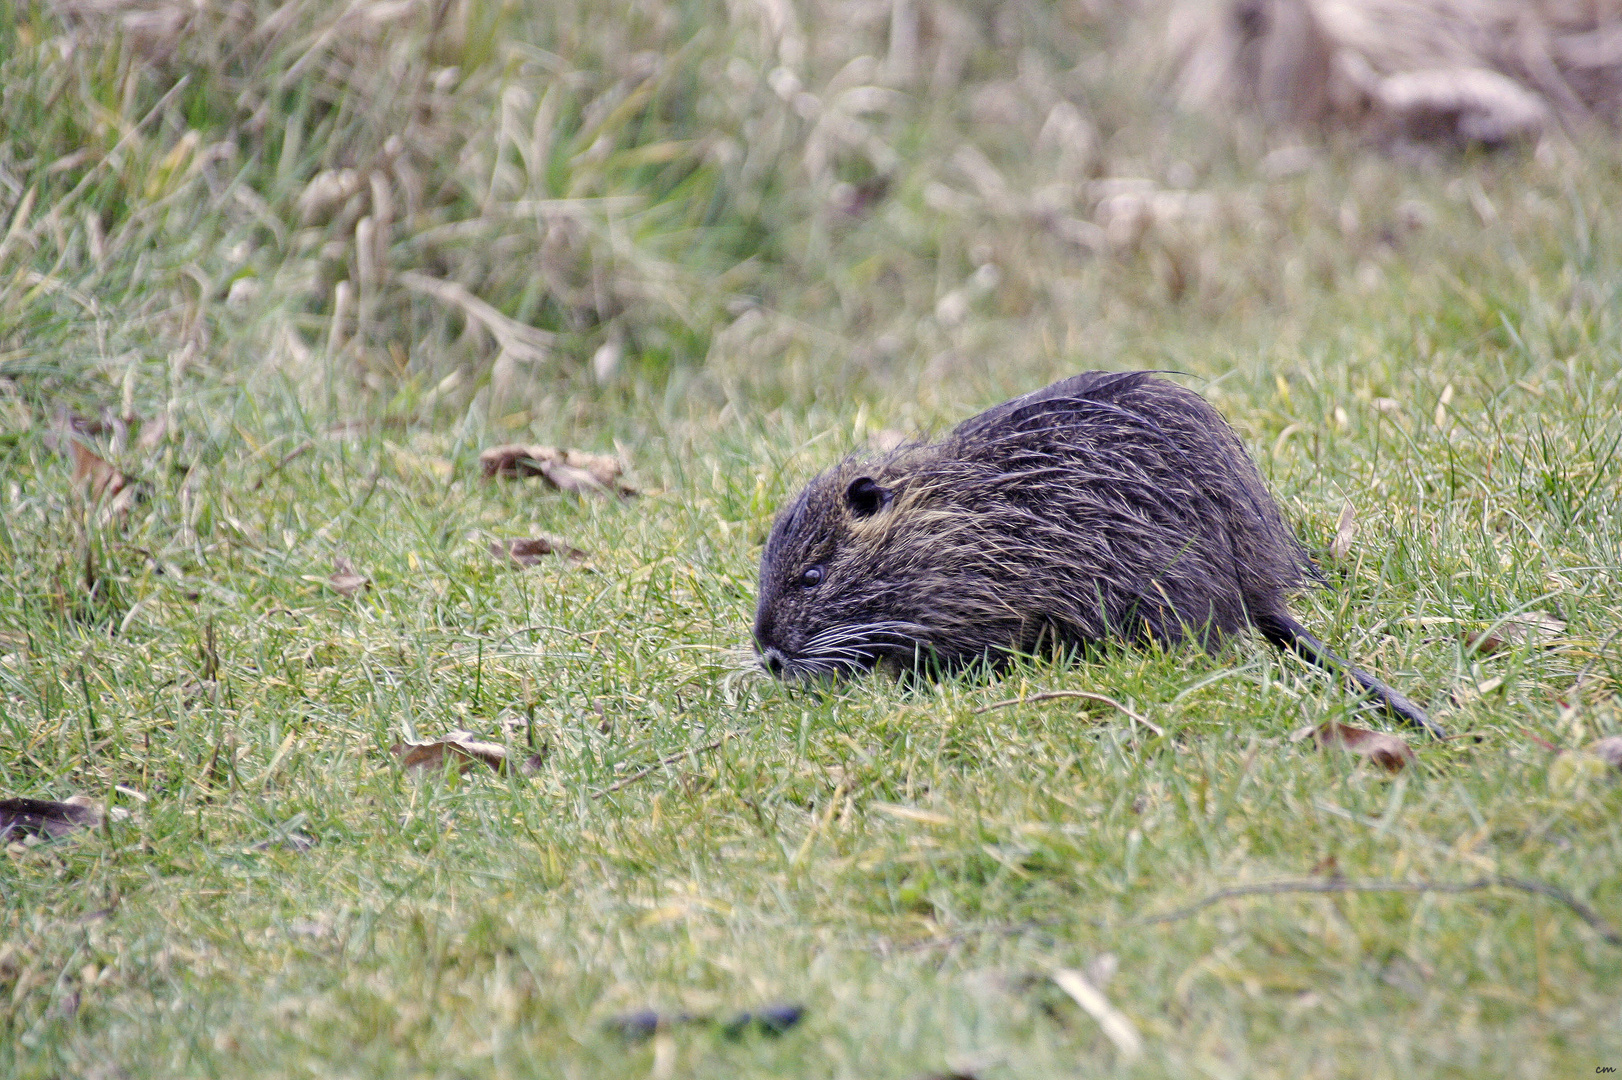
[752, 460, 940, 678]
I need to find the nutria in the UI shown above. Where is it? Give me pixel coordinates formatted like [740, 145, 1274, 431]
[753, 370, 1443, 738]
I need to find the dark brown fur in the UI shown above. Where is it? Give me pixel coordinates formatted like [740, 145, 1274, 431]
[754, 371, 1441, 736]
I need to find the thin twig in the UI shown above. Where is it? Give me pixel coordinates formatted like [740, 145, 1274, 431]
[594, 737, 726, 798]
[1137, 877, 1620, 945]
[250, 439, 314, 491]
[973, 691, 1164, 737]
[882, 918, 1066, 954]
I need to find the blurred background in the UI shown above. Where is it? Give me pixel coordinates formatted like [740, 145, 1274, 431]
[5, 0, 1619, 444]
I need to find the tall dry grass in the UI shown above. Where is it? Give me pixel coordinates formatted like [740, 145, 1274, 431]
[2, 0, 1615, 435]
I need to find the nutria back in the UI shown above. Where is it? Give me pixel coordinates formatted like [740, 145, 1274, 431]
[753, 371, 1313, 677]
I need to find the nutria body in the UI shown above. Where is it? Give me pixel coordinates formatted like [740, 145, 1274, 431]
[754, 370, 1442, 737]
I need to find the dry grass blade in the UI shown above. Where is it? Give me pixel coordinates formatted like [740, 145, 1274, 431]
[871, 802, 953, 826]
[1051, 968, 1143, 1063]
[1329, 499, 1357, 560]
[398, 272, 555, 365]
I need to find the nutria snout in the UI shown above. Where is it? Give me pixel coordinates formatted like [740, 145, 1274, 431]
[753, 370, 1441, 737]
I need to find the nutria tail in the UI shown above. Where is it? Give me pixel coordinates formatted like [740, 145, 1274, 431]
[1253, 610, 1446, 739]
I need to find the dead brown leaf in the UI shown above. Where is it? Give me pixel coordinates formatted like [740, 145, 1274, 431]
[479, 444, 637, 496]
[329, 556, 369, 596]
[390, 731, 544, 775]
[46, 409, 150, 519]
[1309, 721, 1415, 772]
[0, 795, 103, 840]
[1329, 499, 1357, 560]
[69, 440, 143, 513]
[1461, 630, 1504, 655]
[490, 537, 588, 566]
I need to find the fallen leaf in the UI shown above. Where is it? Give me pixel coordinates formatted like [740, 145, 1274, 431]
[1310, 721, 1415, 772]
[1460, 630, 1504, 655]
[872, 802, 953, 826]
[390, 731, 544, 775]
[1329, 499, 1357, 560]
[329, 556, 369, 596]
[0, 795, 103, 840]
[70, 440, 129, 500]
[61, 435, 144, 520]
[1500, 611, 1565, 646]
[479, 444, 637, 496]
[489, 537, 588, 566]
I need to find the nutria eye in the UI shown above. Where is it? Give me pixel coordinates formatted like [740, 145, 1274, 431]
[797, 566, 824, 588]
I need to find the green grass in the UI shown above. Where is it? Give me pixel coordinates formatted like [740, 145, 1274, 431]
[3, 1, 1622, 1077]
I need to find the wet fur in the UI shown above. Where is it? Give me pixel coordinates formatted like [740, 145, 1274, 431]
[754, 371, 1442, 736]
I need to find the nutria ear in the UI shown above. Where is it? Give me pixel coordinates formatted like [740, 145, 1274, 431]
[845, 476, 891, 518]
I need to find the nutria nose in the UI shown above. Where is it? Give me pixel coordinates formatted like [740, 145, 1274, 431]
[760, 647, 786, 676]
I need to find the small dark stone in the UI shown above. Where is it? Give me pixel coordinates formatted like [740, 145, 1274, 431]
[722, 1002, 804, 1038]
[606, 1009, 662, 1040]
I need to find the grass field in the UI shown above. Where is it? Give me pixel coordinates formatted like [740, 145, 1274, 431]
[3, 1, 1622, 1077]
